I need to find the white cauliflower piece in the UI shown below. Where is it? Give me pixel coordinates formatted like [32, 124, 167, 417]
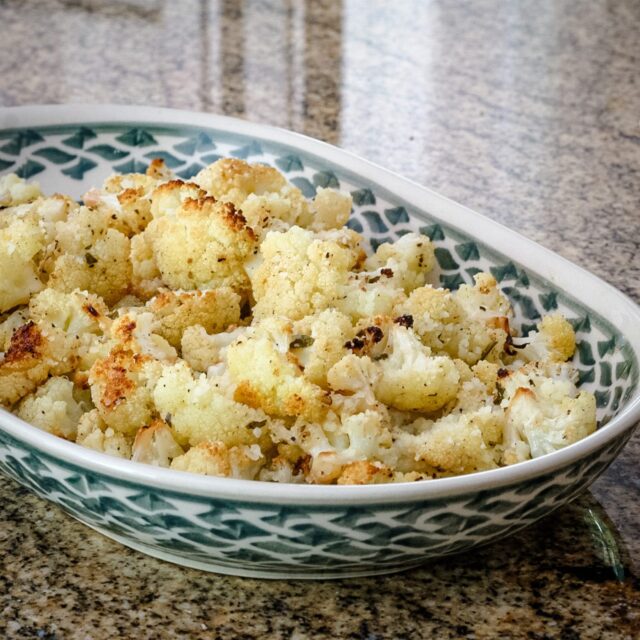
[363, 233, 435, 293]
[153, 361, 270, 448]
[149, 179, 205, 219]
[518, 314, 576, 363]
[181, 324, 247, 372]
[0, 216, 45, 312]
[251, 226, 365, 321]
[396, 276, 511, 365]
[145, 287, 241, 349]
[500, 362, 596, 464]
[47, 205, 132, 306]
[132, 418, 184, 467]
[374, 324, 460, 412]
[17, 376, 85, 440]
[76, 409, 132, 458]
[408, 406, 505, 475]
[226, 317, 331, 422]
[0, 174, 41, 207]
[142, 196, 257, 295]
[289, 309, 353, 387]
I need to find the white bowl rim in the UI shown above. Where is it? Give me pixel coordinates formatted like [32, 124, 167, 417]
[0, 103, 638, 507]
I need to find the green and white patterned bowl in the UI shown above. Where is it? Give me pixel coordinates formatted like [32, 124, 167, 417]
[0, 105, 639, 579]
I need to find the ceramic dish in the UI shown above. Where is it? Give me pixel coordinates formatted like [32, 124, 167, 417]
[0, 105, 638, 579]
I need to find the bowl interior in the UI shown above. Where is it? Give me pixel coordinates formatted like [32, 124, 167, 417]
[0, 119, 638, 430]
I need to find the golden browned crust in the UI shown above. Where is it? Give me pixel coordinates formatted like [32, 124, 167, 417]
[90, 347, 148, 409]
[3, 322, 44, 365]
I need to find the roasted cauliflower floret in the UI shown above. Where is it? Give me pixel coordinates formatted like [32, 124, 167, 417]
[409, 407, 504, 475]
[0, 289, 108, 405]
[500, 362, 596, 464]
[0, 173, 41, 207]
[76, 408, 133, 458]
[89, 348, 162, 436]
[132, 418, 184, 467]
[109, 311, 177, 362]
[143, 196, 257, 295]
[83, 170, 160, 237]
[149, 179, 205, 219]
[397, 276, 511, 365]
[47, 205, 132, 305]
[251, 226, 364, 321]
[289, 309, 353, 387]
[0, 216, 45, 312]
[181, 324, 246, 372]
[456, 272, 512, 320]
[195, 158, 312, 230]
[145, 287, 241, 349]
[227, 318, 331, 422]
[170, 441, 265, 479]
[16, 376, 86, 440]
[153, 361, 270, 449]
[364, 233, 435, 293]
[519, 314, 576, 363]
[374, 324, 460, 412]
[309, 187, 352, 231]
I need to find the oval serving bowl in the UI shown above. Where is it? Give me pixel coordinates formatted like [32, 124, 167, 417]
[0, 105, 639, 579]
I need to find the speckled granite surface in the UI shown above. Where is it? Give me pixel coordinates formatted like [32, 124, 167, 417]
[0, 0, 639, 638]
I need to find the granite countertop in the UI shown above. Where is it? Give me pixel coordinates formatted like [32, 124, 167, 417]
[1, 0, 639, 638]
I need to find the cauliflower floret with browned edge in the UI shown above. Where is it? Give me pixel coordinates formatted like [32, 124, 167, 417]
[396, 278, 511, 365]
[181, 324, 247, 372]
[148, 179, 205, 219]
[0, 216, 45, 312]
[143, 196, 257, 296]
[518, 314, 576, 363]
[170, 441, 265, 479]
[109, 311, 177, 362]
[47, 205, 131, 306]
[0, 174, 41, 207]
[226, 317, 331, 422]
[195, 158, 311, 229]
[89, 348, 162, 436]
[363, 233, 435, 294]
[195, 158, 353, 234]
[0, 289, 109, 406]
[87, 310, 177, 435]
[499, 362, 596, 464]
[17, 376, 85, 440]
[251, 226, 365, 321]
[145, 287, 241, 349]
[337, 460, 396, 485]
[83, 169, 161, 237]
[76, 408, 133, 458]
[268, 410, 394, 484]
[132, 417, 184, 467]
[374, 324, 460, 412]
[406, 406, 504, 476]
[153, 360, 271, 449]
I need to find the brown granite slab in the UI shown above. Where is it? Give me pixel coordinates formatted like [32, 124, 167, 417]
[0, 0, 639, 638]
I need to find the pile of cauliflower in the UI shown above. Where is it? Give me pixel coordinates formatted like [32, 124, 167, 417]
[0, 159, 596, 484]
